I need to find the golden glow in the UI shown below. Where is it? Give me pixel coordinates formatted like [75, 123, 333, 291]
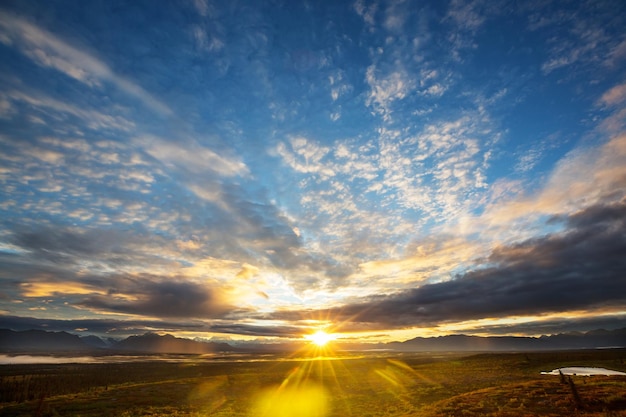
[250, 367, 329, 417]
[305, 330, 336, 347]
[251, 383, 328, 417]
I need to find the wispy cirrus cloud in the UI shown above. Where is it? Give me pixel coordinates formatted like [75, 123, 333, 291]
[138, 135, 249, 179]
[527, 1, 626, 75]
[0, 11, 172, 116]
[191, 0, 211, 17]
[190, 24, 224, 53]
[1, 89, 135, 132]
[445, 0, 487, 32]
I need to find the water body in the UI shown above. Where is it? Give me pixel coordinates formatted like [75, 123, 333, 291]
[541, 367, 626, 376]
[0, 351, 383, 365]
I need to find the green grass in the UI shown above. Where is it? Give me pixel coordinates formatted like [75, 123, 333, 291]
[1, 350, 625, 416]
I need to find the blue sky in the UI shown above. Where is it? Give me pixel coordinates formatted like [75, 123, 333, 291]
[1, 0, 625, 343]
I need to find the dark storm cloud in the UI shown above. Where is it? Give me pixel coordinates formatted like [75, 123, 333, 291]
[79, 278, 240, 319]
[289, 200, 626, 330]
[558, 200, 626, 229]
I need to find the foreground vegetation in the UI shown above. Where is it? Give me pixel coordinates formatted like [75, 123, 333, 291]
[1, 349, 625, 416]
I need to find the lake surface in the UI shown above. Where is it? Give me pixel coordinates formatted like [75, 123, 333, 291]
[541, 366, 626, 376]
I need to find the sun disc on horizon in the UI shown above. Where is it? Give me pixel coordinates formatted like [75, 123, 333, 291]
[306, 330, 336, 347]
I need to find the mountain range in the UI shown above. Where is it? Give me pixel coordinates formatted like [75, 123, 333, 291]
[385, 328, 626, 352]
[0, 328, 625, 355]
[0, 329, 236, 354]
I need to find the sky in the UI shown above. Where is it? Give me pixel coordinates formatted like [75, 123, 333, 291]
[0, 0, 625, 344]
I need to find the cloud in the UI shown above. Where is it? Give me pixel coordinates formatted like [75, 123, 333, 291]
[1, 220, 303, 320]
[383, 0, 409, 32]
[445, 0, 486, 32]
[600, 83, 626, 107]
[357, 235, 483, 288]
[4, 128, 319, 293]
[353, 0, 378, 27]
[2, 89, 135, 132]
[134, 135, 254, 220]
[138, 135, 249, 178]
[7, 226, 155, 269]
[20, 282, 106, 298]
[442, 0, 504, 60]
[273, 112, 494, 270]
[365, 65, 414, 120]
[2, 224, 206, 287]
[315, 199, 626, 329]
[485, 133, 626, 227]
[605, 39, 626, 68]
[529, 1, 623, 76]
[274, 136, 335, 179]
[236, 264, 260, 280]
[207, 323, 303, 338]
[0, 11, 172, 116]
[79, 278, 238, 319]
[190, 25, 224, 53]
[0, 96, 15, 119]
[514, 147, 543, 173]
[513, 133, 563, 173]
[191, 0, 211, 17]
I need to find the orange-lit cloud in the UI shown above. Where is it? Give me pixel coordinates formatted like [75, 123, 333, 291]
[20, 282, 106, 298]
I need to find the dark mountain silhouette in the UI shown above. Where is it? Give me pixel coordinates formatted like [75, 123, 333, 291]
[1, 328, 624, 354]
[386, 328, 626, 352]
[0, 329, 234, 354]
[0, 329, 93, 352]
[80, 334, 109, 349]
[112, 333, 235, 354]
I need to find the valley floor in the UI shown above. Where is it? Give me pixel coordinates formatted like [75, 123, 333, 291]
[1, 349, 625, 416]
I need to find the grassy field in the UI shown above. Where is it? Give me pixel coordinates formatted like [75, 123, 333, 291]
[1, 349, 625, 416]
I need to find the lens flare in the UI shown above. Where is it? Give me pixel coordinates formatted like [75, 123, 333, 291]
[250, 367, 329, 417]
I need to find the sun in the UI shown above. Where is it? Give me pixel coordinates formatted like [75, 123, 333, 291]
[306, 330, 336, 347]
